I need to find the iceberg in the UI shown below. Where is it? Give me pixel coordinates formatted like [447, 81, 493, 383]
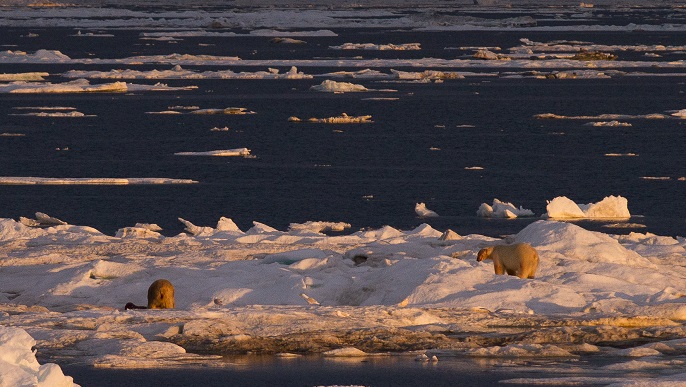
[544, 195, 630, 219]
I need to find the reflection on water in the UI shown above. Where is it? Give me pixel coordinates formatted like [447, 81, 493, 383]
[58, 354, 672, 387]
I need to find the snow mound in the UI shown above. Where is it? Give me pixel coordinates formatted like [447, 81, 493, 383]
[545, 195, 630, 219]
[477, 199, 534, 218]
[516, 220, 654, 267]
[415, 203, 438, 218]
[0, 326, 78, 387]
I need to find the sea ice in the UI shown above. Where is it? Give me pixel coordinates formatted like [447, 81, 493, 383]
[288, 113, 373, 124]
[544, 195, 630, 219]
[0, 79, 196, 93]
[64, 66, 311, 80]
[329, 43, 421, 50]
[190, 107, 255, 115]
[476, 199, 534, 218]
[0, 326, 78, 387]
[415, 203, 439, 217]
[309, 80, 369, 93]
[0, 177, 198, 185]
[173, 148, 252, 157]
[0, 72, 48, 81]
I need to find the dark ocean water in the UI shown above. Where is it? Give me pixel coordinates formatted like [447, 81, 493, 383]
[0, 28, 685, 237]
[56, 354, 645, 387]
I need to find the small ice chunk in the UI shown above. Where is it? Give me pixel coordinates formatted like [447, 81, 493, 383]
[476, 199, 534, 218]
[415, 203, 439, 217]
[310, 80, 369, 93]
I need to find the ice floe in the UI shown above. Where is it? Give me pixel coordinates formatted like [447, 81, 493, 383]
[477, 199, 535, 218]
[329, 43, 421, 51]
[0, 79, 196, 93]
[64, 66, 312, 80]
[174, 148, 252, 157]
[0, 177, 198, 185]
[191, 107, 255, 115]
[288, 113, 373, 124]
[415, 203, 439, 218]
[0, 211, 684, 379]
[140, 30, 338, 38]
[587, 120, 632, 126]
[309, 80, 370, 93]
[544, 195, 630, 219]
[535, 112, 669, 120]
[0, 72, 48, 81]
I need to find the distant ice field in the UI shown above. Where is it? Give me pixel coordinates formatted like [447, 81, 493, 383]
[0, 27, 685, 237]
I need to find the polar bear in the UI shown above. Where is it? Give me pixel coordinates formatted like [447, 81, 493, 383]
[124, 279, 175, 310]
[147, 279, 175, 309]
[477, 243, 539, 279]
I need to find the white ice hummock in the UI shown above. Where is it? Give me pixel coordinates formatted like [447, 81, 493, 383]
[0, 326, 78, 387]
[545, 195, 630, 219]
[477, 199, 534, 218]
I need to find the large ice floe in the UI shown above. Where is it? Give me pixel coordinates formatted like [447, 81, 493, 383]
[0, 79, 196, 93]
[63, 66, 312, 80]
[1, 208, 686, 383]
[0, 177, 198, 185]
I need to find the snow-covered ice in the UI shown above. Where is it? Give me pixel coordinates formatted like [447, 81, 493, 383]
[0, 212, 685, 374]
[64, 66, 311, 80]
[545, 195, 631, 219]
[329, 43, 421, 51]
[0, 177, 198, 185]
[174, 148, 252, 157]
[288, 113, 373, 124]
[309, 80, 370, 93]
[0, 79, 196, 93]
[415, 203, 439, 218]
[0, 326, 78, 387]
[2, 1, 686, 385]
[477, 199, 535, 218]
